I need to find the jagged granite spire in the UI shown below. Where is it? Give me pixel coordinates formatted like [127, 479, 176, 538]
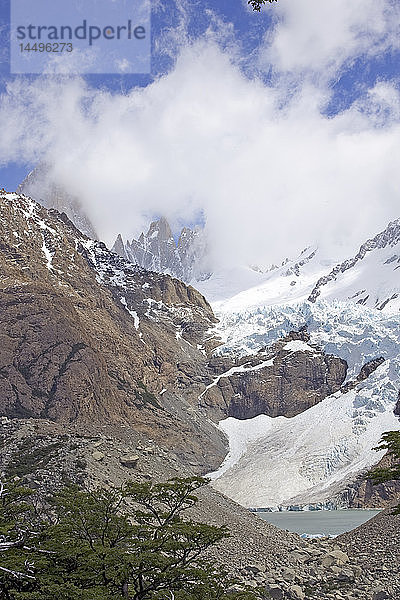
[112, 218, 210, 283]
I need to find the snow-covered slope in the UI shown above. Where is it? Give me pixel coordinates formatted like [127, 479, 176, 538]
[197, 246, 334, 304]
[204, 220, 400, 509]
[198, 220, 400, 312]
[208, 326, 400, 508]
[308, 219, 400, 312]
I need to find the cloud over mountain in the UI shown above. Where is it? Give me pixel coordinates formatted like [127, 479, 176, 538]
[1, 0, 400, 268]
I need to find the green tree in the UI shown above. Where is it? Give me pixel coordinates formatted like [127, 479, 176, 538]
[0, 480, 42, 599]
[1, 477, 261, 600]
[368, 431, 400, 514]
[248, 0, 278, 12]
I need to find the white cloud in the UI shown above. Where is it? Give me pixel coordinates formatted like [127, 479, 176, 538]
[260, 0, 400, 77]
[1, 4, 400, 271]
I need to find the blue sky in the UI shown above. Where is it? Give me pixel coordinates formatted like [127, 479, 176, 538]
[1, 0, 400, 264]
[1, 0, 398, 191]
[0, 0, 277, 190]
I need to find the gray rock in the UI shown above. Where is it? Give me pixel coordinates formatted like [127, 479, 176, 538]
[337, 568, 355, 583]
[351, 565, 362, 578]
[290, 550, 310, 563]
[266, 584, 284, 599]
[288, 585, 305, 600]
[281, 567, 296, 581]
[321, 550, 349, 568]
[119, 454, 140, 468]
[245, 563, 264, 575]
[92, 451, 105, 461]
[372, 589, 390, 600]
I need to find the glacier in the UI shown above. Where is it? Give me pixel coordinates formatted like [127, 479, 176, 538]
[207, 300, 400, 508]
[202, 221, 400, 508]
[208, 358, 400, 508]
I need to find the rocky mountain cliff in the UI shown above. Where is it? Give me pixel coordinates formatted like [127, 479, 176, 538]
[199, 329, 348, 422]
[1, 190, 399, 512]
[0, 191, 224, 472]
[112, 218, 210, 284]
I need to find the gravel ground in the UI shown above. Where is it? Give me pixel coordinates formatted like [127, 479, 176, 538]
[194, 493, 399, 600]
[337, 509, 400, 599]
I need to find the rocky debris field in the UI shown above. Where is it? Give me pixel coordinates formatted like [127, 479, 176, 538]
[228, 516, 398, 600]
[0, 417, 398, 600]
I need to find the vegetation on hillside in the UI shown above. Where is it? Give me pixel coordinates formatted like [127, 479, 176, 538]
[0, 476, 262, 600]
[368, 431, 400, 514]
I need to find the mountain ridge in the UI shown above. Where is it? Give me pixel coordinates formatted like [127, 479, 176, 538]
[112, 217, 210, 284]
[17, 165, 98, 240]
[0, 191, 224, 472]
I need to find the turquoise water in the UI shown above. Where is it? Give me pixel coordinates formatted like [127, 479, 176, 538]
[257, 509, 381, 537]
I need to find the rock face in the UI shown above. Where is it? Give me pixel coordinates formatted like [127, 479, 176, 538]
[344, 450, 400, 509]
[2, 191, 398, 510]
[395, 392, 400, 416]
[0, 192, 224, 471]
[17, 165, 98, 239]
[199, 329, 347, 421]
[119, 455, 140, 468]
[112, 218, 210, 284]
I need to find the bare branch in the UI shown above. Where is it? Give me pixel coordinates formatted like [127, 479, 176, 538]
[0, 565, 36, 581]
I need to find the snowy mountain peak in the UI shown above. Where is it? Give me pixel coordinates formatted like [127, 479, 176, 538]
[112, 218, 210, 283]
[148, 216, 174, 242]
[308, 219, 400, 311]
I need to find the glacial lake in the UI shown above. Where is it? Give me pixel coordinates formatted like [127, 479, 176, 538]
[257, 509, 381, 537]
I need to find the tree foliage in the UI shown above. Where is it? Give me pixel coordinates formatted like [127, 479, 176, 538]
[0, 477, 261, 600]
[248, 0, 278, 12]
[368, 431, 400, 515]
[0, 480, 44, 599]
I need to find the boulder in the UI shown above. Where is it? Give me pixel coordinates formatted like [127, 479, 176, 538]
[337, 567, 355, 582]
[281, 567, 296, 581]
[288, 585, 304, 600]
[372, 589, 390, 600]
[265, 584, 284, 599]
[245, 563, 264, 575]
[92, 451, 105, 461]
[321, 550, 349, 567]
[290, 550, 310, 563]
[119, 454, 140, 468]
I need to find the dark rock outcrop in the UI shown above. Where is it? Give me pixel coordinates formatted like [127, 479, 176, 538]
[395, 392, 400, 416]
[199, 330, 347, 420]
[340, 357, 386, 394]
